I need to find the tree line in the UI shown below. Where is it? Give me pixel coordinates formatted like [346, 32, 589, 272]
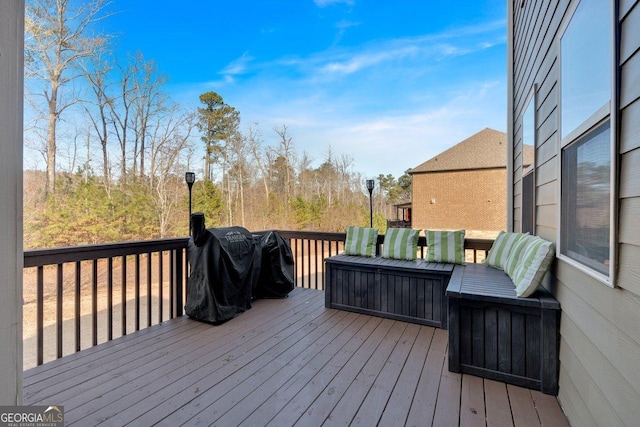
[23, 0, 410, 249]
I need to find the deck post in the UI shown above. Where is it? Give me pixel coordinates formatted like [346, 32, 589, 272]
[0, 0, 24, 405]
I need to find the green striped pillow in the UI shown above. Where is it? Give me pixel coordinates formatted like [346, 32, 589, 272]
[485, 231, 529, 270]
[381, 228, 421, 260]
[503, 234, 533, 279]
[425, 230, 465, 264]
[343, 226, 378, 257]
[513, 236, 555, 297]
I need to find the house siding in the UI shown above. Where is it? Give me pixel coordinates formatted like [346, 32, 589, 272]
[411, 168, 506, 235]
[510, 0, 640, 425]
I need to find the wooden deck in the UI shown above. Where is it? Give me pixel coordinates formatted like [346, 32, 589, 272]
[24, 287, 569, 426]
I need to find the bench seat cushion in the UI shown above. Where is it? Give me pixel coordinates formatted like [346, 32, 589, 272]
[485, 231, 529, 270]
[512, 236, 555, 298]
[381, 228, 421, 260]
[343, 226, 378, 257]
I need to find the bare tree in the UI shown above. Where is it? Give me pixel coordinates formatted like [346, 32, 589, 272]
[25, 0, 111, 195]
[226, 131, 251, 227]
[132, 56, 166, 178]
[82, 53, 113, 185]
[147, 104, 196, 237]
[108, 54, 138, 183]
[272, 124, 296, 202]
[248, 123, 270, 201]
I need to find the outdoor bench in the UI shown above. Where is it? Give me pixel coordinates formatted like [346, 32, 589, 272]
[324, 254, 458, 329]
[446, 263, 561, 395]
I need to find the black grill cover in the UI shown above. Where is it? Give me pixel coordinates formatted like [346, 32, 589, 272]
[254, 231, 295, 298]
[185, 226, 261, 324]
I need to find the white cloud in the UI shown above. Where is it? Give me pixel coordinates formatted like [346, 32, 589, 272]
[232, 80, 506, 179]
[215, 19, 505, 86]
[185, 18, 508, 179]
[221, 52, 254, 77]
[313, 0, 355, 7]
[320, 45, 419, 75]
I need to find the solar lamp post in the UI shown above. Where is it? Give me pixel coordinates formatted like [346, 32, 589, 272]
[366, 179, 375, 228]
[185, 172, 196, 234]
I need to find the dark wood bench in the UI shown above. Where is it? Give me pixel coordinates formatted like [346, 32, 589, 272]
[324, 254, 457, 329]
[446, 263, 561, 395]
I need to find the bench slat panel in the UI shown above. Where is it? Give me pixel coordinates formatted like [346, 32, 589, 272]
[447, 262, 561, 395]
[325, 255, 454, 328]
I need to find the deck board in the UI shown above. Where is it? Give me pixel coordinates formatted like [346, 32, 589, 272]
[23, 287, 569, 426]
[460, 374, 486, 427]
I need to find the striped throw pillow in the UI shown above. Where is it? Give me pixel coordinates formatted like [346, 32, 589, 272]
[425, 230, 465, 264]
[343, 226, 378, 257]
[485, 231, 529, 270]
[513, 237, 555, 297]
[503, 234, 533, 279]
[381, 228, 421, 260]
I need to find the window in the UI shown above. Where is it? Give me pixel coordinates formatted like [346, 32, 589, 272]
[559, 0, 615, 284]
[561, 0, 611, 139]
[522, 91, 535, 234]
[561, 121, 611, 276]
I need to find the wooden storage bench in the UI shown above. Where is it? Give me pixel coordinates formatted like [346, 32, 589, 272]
[324, 254, 457, 329]
[446, 263, 561, 395]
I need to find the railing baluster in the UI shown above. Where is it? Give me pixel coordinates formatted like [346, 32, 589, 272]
[293, 239, 298, 287]
[174, 248, 184, 317]
[183, 249, 188, 315]
[314, 239, 319, 290]
[57, 263, 63, 359]
[75, 261, 81, 352]
[307, 239, 311, 289]
[107, 257, 113, 341]
[135, 253, 141, 332]
[121, 255, 127, 337]
[321, 240, 326, 288]
[37, 266, 44, 366]
[92, 259, 98, 347]
[147, 253, 152, 327]
[300, 239, 305, 288]
[169, 250, 175, 319]
[159, 251, 164, 323]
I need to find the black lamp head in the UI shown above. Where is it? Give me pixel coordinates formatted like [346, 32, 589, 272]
[366, 179, 375, 192]
[185, 171, 196, 186]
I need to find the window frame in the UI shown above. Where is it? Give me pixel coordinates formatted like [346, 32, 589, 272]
[557, 0, 618, 287]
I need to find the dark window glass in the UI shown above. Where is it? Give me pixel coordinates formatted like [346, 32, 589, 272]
[561, 120, 610, 275]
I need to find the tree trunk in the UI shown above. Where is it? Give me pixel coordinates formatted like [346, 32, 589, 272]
[46, 95, 58, 195]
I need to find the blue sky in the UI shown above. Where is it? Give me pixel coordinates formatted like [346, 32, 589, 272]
[100, 0, 507, 179]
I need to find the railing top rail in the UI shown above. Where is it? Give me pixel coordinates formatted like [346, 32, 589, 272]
[271, 230, 347, 242]
[274, 230, 494, 251]
[23, 231, 493, 268]
[24, 237, 189, 268]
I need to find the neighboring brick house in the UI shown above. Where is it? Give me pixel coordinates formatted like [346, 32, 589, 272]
[409, 128, 533, 238]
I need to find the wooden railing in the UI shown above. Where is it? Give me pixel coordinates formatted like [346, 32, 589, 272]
[278, 231, 493, 290]
[23, 238, 188, 367]
[23, 231, 493, 367]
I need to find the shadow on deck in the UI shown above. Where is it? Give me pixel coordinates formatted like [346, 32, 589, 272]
[23, 287, 568, 426]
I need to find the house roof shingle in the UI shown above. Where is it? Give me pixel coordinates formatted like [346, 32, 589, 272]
[409, 128, 534, 174]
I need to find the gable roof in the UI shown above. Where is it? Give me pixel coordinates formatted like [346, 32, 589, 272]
[409, 128, 534, 174]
